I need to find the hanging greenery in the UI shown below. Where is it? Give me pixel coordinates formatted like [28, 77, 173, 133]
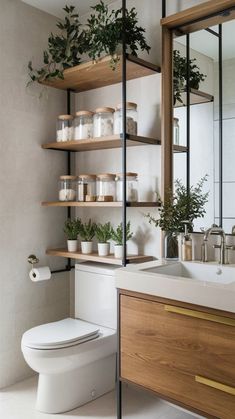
[173, 50, 207, 104]
[28, 5, 85, 83]
[28, 2, 151, 83]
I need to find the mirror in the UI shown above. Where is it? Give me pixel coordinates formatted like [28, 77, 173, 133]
[171, 19, 235, 234]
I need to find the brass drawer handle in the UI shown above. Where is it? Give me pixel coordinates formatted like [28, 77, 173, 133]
[164, 305, 235, 327]
[195, 375, 235, 396]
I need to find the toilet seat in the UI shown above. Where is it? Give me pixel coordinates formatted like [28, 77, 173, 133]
[22, 318, 100, 350]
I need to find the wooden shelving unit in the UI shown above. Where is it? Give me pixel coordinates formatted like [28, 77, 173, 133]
[40, 54, 161, 92]
[42, 201, 160, 208]
[42, 134, 161, 152]
[173, 145, 188, 153]
[46, 248, 153, 266]
[174, 88, 214, 108]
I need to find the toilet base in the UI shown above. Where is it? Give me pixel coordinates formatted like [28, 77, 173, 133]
[36, 354, 116, 414]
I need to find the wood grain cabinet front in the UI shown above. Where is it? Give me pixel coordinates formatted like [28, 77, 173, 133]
[120, 294, 235, 419]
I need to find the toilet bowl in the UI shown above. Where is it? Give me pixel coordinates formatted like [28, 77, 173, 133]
[21, 263, 118, 414]
[21, 318, 116, 413]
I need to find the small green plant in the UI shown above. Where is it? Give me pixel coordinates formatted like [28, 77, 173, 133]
[146, 176, 209, 234]
[79, 219, 97, 242]
[64, 218, 81, 240]
[95, 222, 112, 243]
[28, 5, 84, 83]
[111, 221, 133, 245]
[173, 49, 207, 104]
[83, 1, 151, 69]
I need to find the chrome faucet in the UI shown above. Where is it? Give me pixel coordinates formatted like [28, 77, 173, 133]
[203, 227, 227, 265]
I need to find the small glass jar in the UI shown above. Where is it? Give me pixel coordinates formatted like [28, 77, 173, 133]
[56, 115, 74, 142]
[93, 107, 114, 138]
[58, 176, 77, 201]
[116, 173, 139, 202]
[77, 174, 96, 202]
[114, 102, 138, 135]
[173, 117, 180, 145]
[74, 111, 94, 140]
[96, 174, 116, 202]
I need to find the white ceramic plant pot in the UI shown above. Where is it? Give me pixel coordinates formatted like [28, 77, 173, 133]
[81, 241, 93, 254]
[98, 243, 110, 257]
[114, 245, 123, 259]
[67, 240, 78, 252]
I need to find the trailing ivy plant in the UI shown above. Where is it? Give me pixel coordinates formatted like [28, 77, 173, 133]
[82, 1, 151, 69]
[173, 49, 207, 104]
[28, 5, 85, 83]
[146, 176, 209, 235]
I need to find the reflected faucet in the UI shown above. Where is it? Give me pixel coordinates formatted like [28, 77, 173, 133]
[203, 227, 227, 265]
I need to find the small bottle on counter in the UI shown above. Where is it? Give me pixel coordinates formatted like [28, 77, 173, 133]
[182, 222, 192, 261]
[59, 176, 77, 201]
[56, 115, 74, 142]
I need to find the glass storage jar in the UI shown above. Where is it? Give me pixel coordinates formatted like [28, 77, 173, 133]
[114, 102, 138, 135]
[116, 173, 139, 202]
[96, 174, 116, 202]
[77, 174, 96, 202]
[59, 176, 77, 201]
[56, 115, 74, 142]
[74, 111, 94, 140]
[93, 107, 114, 137]
[173, 117, 180, 145]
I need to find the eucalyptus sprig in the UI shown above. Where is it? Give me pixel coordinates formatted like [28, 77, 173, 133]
[84, 1, 151, 69]
[146, 176, 209, 234]
[28, 5, 84, 83]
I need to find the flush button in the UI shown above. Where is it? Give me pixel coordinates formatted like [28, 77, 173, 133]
[91, 389, 96, 398]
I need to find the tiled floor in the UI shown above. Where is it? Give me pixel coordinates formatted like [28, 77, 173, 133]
[0, 376, 204, 419]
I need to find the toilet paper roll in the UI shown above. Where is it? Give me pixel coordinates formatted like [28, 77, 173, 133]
[29, 267, 51, 282]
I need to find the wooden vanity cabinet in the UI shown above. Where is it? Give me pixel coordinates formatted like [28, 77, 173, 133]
[120, 291, 235, 419]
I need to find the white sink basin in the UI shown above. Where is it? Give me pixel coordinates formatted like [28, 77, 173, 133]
[143, 261, 235, 285]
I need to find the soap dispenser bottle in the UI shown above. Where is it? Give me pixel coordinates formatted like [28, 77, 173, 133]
[182, 222, 192, 261]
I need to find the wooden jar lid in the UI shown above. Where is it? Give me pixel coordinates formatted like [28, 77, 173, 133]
[58, 115, 74, 120]
[60, 175, 77, 180]
[95, 107, 115, 114]
[75, 111, 94, 117]
[97, 173, 116, 180]
[79, 174, 97, 180]
[116, 102, 137, 111]
[116, 172, 138, 178]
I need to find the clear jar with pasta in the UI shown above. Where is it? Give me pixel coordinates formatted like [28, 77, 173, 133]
[77, 174, 97, 202]
[116, 173, 139, 202]
[58, 176, 77, 201]
[93, 107, 114, 138]
[56, 115, 74, 142]
[74, 111, 94, 140]
[96, 174, 116, 202]
[114, 102, 138, 135]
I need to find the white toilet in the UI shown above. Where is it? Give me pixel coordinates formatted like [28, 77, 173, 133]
[21, 263, 118, 414]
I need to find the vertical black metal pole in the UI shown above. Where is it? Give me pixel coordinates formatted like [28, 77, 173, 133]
[67, 89, 71, 270]
[122, 0, 127, 268]
[186, 34, 190, 193]
[218, 24, 223, 228]
[162, 0, 166, 18]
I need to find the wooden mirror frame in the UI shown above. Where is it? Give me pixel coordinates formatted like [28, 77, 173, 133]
[161, 0, 235, 202]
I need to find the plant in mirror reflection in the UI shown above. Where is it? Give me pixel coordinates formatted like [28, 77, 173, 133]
[146, 175, 209, 235]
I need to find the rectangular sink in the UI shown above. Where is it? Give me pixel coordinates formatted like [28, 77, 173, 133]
[143, 261, 235, 285]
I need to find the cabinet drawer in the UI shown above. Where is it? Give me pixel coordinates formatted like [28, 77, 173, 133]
[120, 295, 235, 419]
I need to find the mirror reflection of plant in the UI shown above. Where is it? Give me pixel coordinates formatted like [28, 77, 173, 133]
[79, 219, 97, 242]
[84, 1, 151, 69]
[173, 50, 207, 104]
[111, 221, 133, 245]
[146, 175, 209, 234]
[95, 222, 112, 243]
[64, 218, 81, 240]
[28, 6, 85, 83]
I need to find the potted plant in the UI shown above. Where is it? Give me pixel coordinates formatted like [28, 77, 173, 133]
[111, 221, 133, 259]
[173, 49, 207, 104]
[146, 176, 209, 259]
[95, 222, 112, 256]
[79, 219, 97, 254]
[64, 218, 81, 252]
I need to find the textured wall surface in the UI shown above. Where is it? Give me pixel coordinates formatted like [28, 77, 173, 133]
[0, 0, 70, 388]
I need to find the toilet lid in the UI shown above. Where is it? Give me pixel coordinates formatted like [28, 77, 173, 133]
[22, 318, 100, 349]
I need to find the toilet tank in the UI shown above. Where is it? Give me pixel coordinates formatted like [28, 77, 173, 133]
[75, 263, 119, 329]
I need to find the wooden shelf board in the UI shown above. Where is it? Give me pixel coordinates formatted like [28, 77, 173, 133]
[42, 135, 161, 152]
[42, 201, 160, 208]
[40, 54, 161, 93]
[174, 88, 214, 108]
[46, 248, 153, 266]
[173, 145, 188, 153]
